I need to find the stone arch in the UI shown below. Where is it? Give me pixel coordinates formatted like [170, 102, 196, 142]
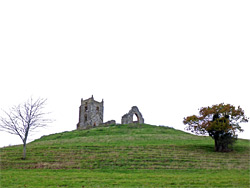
[121, 106, 144, 124]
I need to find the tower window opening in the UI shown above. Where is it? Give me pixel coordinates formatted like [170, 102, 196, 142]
[84, 115, 87, 122]
[96, 107, 99, 112]
[85, 106, 88, 112]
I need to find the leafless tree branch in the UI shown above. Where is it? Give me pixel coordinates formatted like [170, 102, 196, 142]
[0, 97, 53, 159]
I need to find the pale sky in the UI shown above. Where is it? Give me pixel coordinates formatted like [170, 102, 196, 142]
[0, 0, 249, 147]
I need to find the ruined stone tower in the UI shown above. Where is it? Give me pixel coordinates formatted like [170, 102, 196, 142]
[77, 95, 104, 129]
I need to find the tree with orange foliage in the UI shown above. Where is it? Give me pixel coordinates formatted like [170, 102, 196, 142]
[183, 103, 248, 152]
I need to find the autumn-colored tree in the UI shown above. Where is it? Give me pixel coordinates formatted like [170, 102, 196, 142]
[183, 103, 248, 152]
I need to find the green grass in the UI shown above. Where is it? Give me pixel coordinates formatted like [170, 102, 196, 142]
[1, 124, 250, 187]
[2, 169, 249, 187]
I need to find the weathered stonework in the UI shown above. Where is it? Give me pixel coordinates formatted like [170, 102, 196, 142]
[77, 96, 104, 129]
[121, 106, 144, 124]
[77, 96, 145, 130]
[102, 120, 116, 126]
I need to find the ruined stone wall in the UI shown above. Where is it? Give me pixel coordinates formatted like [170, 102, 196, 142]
[121, 106, 144, 124]
[102, 120, 116, 126]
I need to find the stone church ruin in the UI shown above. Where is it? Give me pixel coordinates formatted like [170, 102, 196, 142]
[121, 106, 144, 124]
[77, 96, 144, 129]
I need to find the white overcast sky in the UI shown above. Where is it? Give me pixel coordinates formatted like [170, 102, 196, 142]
[0, 0, 249, 147]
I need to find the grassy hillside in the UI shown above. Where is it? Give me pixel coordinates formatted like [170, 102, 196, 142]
[1, 124, 249, 187]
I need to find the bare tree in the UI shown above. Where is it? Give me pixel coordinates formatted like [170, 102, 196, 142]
[0, 97, 53, 159]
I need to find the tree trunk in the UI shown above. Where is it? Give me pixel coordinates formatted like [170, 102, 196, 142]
[214, 138, 218, 151]
[23, 129, 29, 160]
[214, 137, 230, 152]
[23, 143, 27, 160]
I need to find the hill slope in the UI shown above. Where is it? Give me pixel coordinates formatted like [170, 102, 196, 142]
[1, 124, 250, 187]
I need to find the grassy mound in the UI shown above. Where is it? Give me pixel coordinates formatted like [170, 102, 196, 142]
[1, 124, 249, 187]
